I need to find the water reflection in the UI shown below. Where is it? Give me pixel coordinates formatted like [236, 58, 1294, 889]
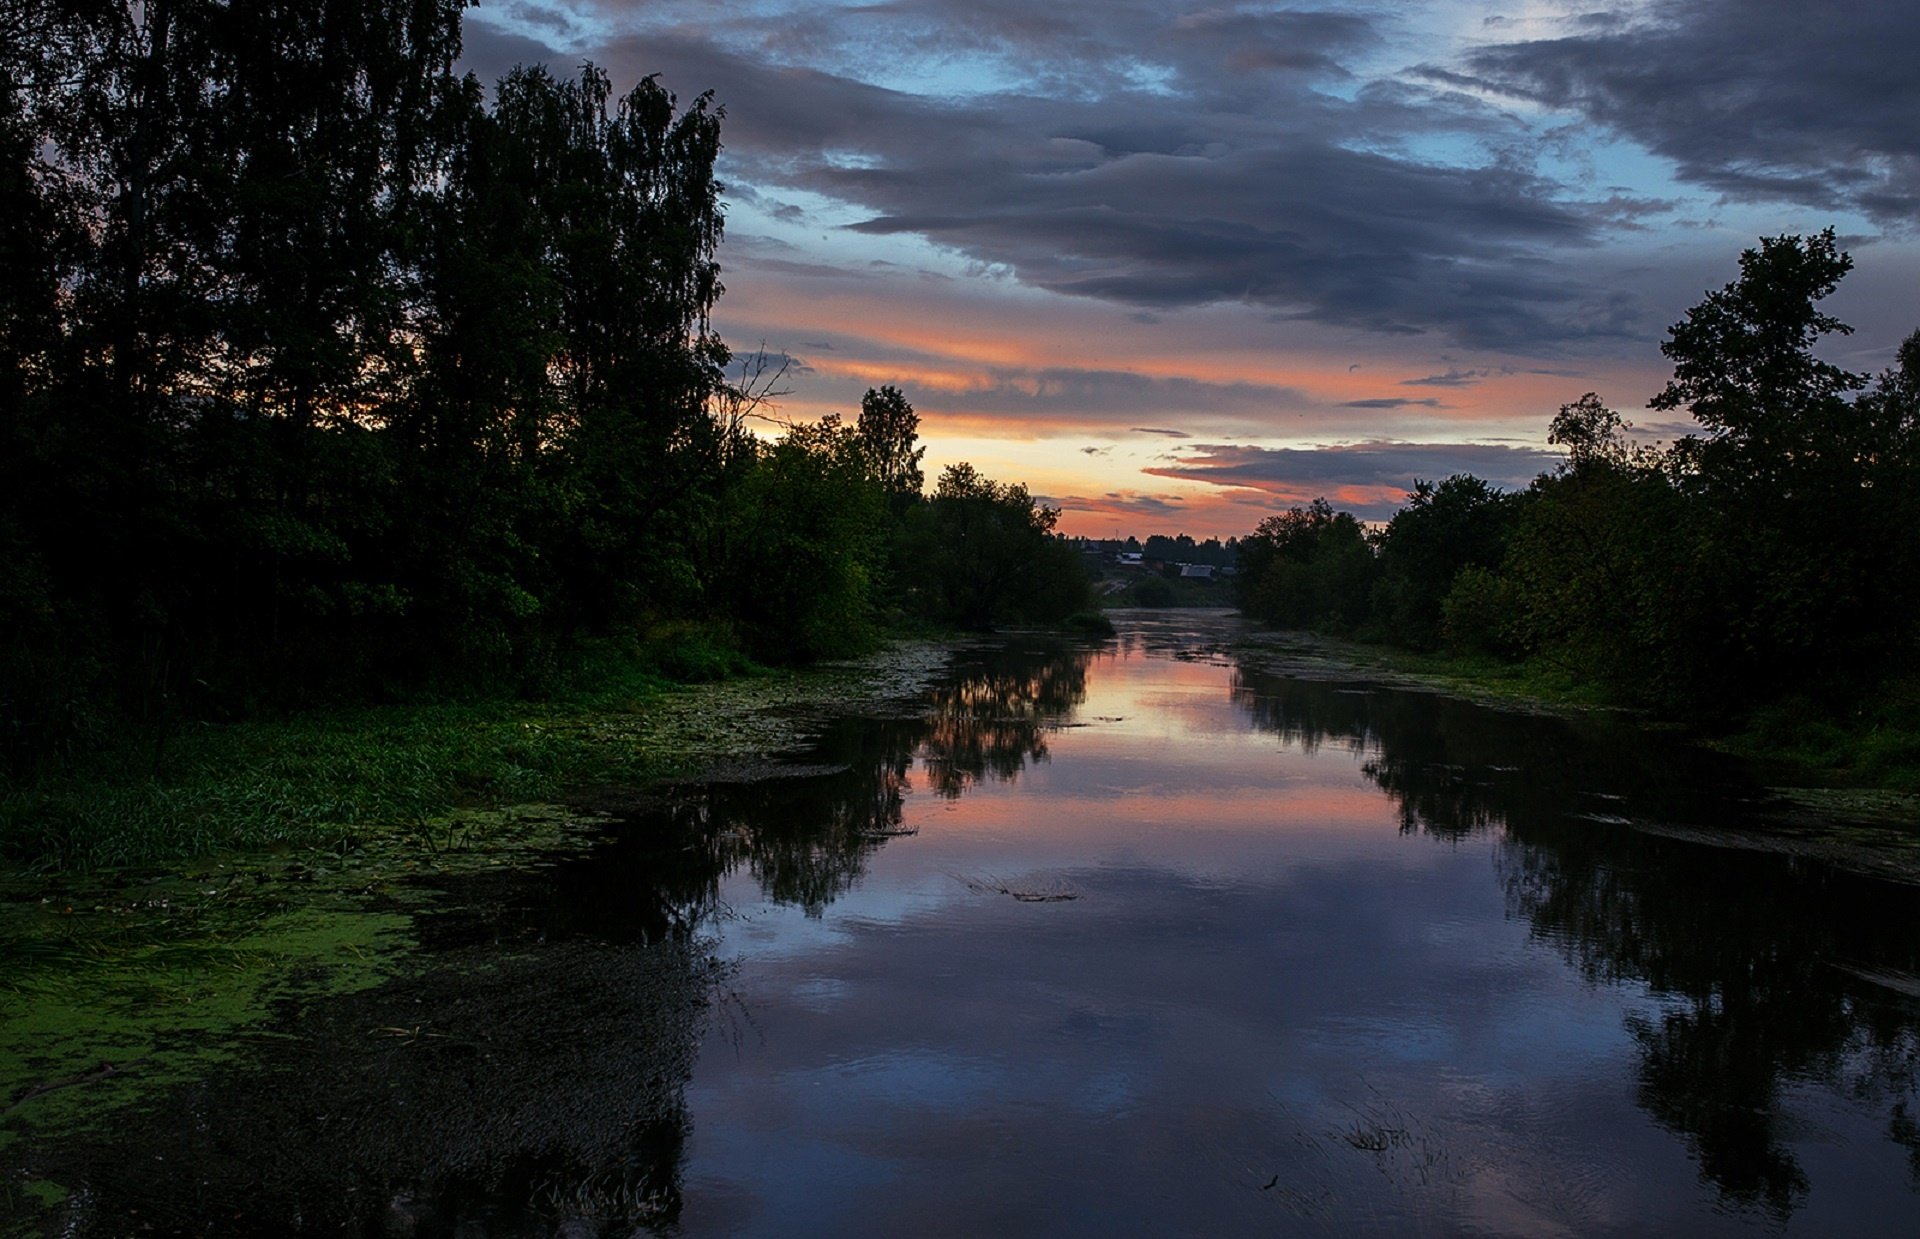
[1229, 658, 1920, 1217]
[20, 633, 1920, 1233]
[919, 648, 1089, 796]
[586, 641, 1092, 921]
[12, 641, 1094, 1235]
[24, 931, 717, 1235]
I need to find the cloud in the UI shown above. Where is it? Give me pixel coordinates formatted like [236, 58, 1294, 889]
[914, 368, 1309, 421]
[837, 143, 1618, 346]
[729, 347, 814, 379]
[1340, 397, 1442, 409]
[481, 8, 1672, 350]
[1453, 0, 1920, 226]
[1043, 489, 1194, 523]
[1402, 368, 1495, 388]
[1130, 426, 1190, 438]
[1142, 440, 1560, 519]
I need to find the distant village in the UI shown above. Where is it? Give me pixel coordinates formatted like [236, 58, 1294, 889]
[1071, 534, 1240, 602]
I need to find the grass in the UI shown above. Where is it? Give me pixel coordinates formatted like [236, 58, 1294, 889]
[1235, 627, 1622, 715]
[1064, 610, 1117, 636]
[1240, 625, 1920, 794]
[0, 624, 782, 874]
[1721, 693, 1920, 793]
[0, 699, 664, 873]
[0, 621, 966, 875]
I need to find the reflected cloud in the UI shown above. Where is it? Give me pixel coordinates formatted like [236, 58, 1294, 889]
[1226, 654, 1920, 1216]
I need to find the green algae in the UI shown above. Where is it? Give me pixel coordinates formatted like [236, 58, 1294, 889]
[1, 637, 955, 873]
[2, 1180, 66, 1238]
[0, 638, 959, 1169]
[0, 803, 607, 1158]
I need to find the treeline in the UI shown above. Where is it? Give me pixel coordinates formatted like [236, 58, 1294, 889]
[0, 4, 1085, 767]
[1236, 231, 1920, 725]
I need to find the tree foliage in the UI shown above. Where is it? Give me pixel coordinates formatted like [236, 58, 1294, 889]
[901, 464, 1090, 630]
[1653, 228, 1865, 496]
[1371, 475, 1518, 650]
[718, 415, 885, 662]
[856, 384, 926, 510]
[12, 7, 1068, 769]
[1233, 232, 1920, 725]
[1234, 499, 1375, 630]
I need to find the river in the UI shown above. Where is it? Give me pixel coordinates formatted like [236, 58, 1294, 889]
[16, 610, 1920, 1235]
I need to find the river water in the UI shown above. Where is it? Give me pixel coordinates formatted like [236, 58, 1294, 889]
[23, 611, 1920, 1234]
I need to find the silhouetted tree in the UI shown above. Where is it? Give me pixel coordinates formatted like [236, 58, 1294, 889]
[856, 385, 925, 509]
[1371, 475, 1518, 649]
[1654, 229, 1865, 496]
[902, 463, 1089, 629]
[718, 414, 886, 661]
[1235, 498, 1376, 630]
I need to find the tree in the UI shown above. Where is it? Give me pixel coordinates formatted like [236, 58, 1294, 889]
[1371, 475, 1518, 649]
[856, 385, 925, 507]
[1, 1, 747, 759]
[1235, 498, 1376, 631]
[1499, 458, 1701, 708]
[903, 463, 1088, 629]
[1652, 229, 1865, 494]
[719, 415, 885, 661]
[1649, 231, 1913, 707]
[1549, 393, 1634, 476]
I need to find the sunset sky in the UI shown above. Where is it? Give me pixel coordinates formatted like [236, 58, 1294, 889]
[459, 1, 1920, 537]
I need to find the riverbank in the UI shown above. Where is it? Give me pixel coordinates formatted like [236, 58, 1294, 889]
[1226, 623, 1920, 787]
[1218, 620, 1920, 878]
[0, 634, 960, 1226]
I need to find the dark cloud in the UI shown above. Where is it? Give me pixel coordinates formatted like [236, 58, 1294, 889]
[494, 12, 1656, 350]
[1044, 490, 1193, 521]
[838, 143, 1618, 345]
[1454, 0, 1920, 226]
[921, 369, 1308, 420]
[1340, 397, 1441, 409]
[455, 15, 562, 86]
[502, 3, 581, 37]
[1401, 368, 1493, 387]
[1131, 427, 1190, 438]
[728, 348, 814, 379]
[1144, 440, 1559, 518]
[461, 0, 1913, 365]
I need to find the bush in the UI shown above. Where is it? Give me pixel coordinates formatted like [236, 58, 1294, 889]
[1132, 576, 1176, 607]
[1440, 567, 1524, 657]
[1065, 610, 1117, 636]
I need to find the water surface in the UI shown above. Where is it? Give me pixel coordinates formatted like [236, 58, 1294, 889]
[661, 613, 1919, 1235]
[19, 611, 1920, 1235]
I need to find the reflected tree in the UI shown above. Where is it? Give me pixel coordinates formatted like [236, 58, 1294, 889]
[920, 646, 1090, 796]
[596, 641, 1095, 919]
[1229, 655, 1920, 1216]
